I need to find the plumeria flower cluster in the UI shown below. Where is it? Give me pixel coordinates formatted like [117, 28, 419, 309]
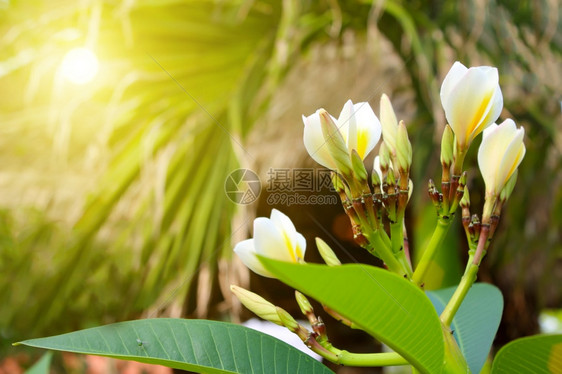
[436, 62, 525, 267]
[230, 61, 525, 365]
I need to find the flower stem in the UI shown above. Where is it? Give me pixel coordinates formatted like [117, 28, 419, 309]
[412, 218, 452, 287]
[390, 211, 413, 278]
[337, 351, 408, 367]
[364, 230, 407, 276]
[440, 263, 479, 327]
[315, 341, 408, 367]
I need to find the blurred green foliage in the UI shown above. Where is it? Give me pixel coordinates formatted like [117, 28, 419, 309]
[0, 0, 560, 359]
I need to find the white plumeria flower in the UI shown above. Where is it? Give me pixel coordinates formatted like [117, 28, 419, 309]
[478, 119, 525, 197]
[302, 100, 381, 170]
[440, 61, 503, 151]
[233, 209, 306, 278]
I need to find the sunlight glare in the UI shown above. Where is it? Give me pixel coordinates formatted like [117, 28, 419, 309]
[60, 47, 99, 84]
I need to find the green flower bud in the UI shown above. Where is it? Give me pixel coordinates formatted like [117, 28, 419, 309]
[371, 167, 381, 190]
[330, 172, 346, 194]
[315, 237, 341, 266]
[351, 149, 368, 183]
[295, 291, 314, 315]
[276, 307, 299, 332]
[378, 142, 391, 173]
[396, 120, 412, 173]
[230, 285, 282, 325]
[380, 93, 398, 155]
[460, 186, 470, 208]
[441, 125, 454, 169]
[319, 110, 353, 176]
[386, 167, 396, 188]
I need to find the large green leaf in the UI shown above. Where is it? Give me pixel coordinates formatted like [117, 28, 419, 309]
[427, 283, 503, 374]
[17, 319, 333, 374]
[260, 259, 444, 373]
[491, 334, 562, 374]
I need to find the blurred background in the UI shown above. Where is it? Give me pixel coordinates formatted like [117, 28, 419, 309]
[0, 0, 560, 372]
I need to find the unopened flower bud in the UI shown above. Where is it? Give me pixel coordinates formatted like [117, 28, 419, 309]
[396, 120, 412, 173]
[440, 125, 454, 170]
[387, 168, 396, 189]
[331, 172, 346, 194]
[371, 166, 382, 191]
[315, 237, 341, 266]
[231, 285, 282, 325]
[378, 142, 391, 174]
[351, 149, 368, 184]
[295, 291, 314, 316]
[380, 93, 398, 155]
[276, 307, 299, 332]
[319, 110, 354, 176]
[460, 186, 470, 209]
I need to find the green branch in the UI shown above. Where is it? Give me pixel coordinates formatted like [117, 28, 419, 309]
[412, 218, 452, 286]
[440, 263, 479, 327]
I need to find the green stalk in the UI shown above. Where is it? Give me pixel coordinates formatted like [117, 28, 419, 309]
[463, 241, 477, 274]
[337, 351, 408, 367]
[440, 263, 479, 327]
[364, 230, 408, 277]
[391, 211, 413, 278]
[412, 218, 452, 286]
[315, 339, 408, 367]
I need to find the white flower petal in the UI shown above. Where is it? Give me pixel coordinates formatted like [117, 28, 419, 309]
[295, 232, 307, 260]
[303, 112, 338, 170]
[253, 217, 293, 262]
[337, 99, 355, 149]
[269, 209, 297, 251]
[440, 61, 468, 108]
[478, 119, 525, 195]
[496, 126, 525, 191]
[234, 239, 273, 277]
[478, 124, 500, 191]
[351, 102, 381, 159]
[469, 84, 503, 141]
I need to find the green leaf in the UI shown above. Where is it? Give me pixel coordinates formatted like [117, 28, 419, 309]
[260, 259, 444, 373]
[17, 319, 333, 374]
[427, 283, 503, 374]
[25, 352, 52, 374]
[491, 334, 562, 374]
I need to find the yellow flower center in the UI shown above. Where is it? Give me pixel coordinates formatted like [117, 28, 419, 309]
[466, 90, 493, 142]
[356, 129, 368, 159]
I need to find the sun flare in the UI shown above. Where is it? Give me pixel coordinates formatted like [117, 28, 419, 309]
[60, 47, 99, 84]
